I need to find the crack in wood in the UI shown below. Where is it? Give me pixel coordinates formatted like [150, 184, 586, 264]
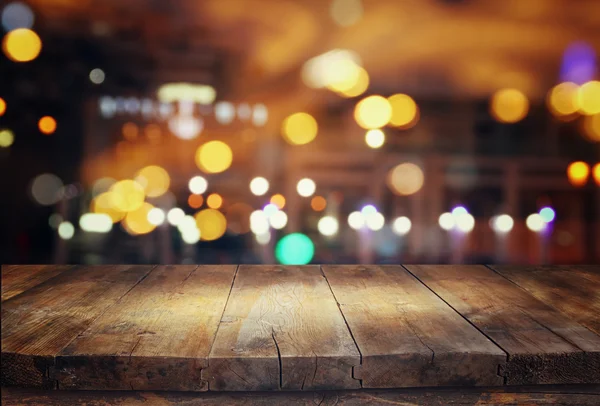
[272, 330, 283, 389]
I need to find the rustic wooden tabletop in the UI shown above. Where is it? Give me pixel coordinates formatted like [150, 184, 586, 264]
[1, 264, 599, 404]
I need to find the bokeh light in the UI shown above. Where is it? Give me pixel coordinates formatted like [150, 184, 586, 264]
[547, 82, 579, 117]
[387, 163, 424, 195]
[188, 194, 204, 209]
[189, 176, 208, 194]
[269, 211, 288, 230]
[439, 212, 455, 231]
[336, 67, 369, 98]
[263, 203, 279, 218]
[582, 114, 600, 142]
[38, 116, 57, 135]
[2, 28, 41, 62]
[255, 232, 271, 245]
[167, 207, 185, 226]
[89, 68, 105, 84]
[567, 161, 590, 186]
[593, 163, 600, 186]
[539, 207, 556, 223]
[325, 59, 362, 93]
[354, 95, 392, 129]
[297, 178, 316, 197]
[195, 140, 233, 173]
[31, 173, 63, 205]
[195, 209, 227, 241]
[0, 129, 14, 147]
[79, 213, 112, 233]
[270, 194, 286, 209]
[578, 81, 600, 115]
[250, 210, 270, 235]
[490, 88, 529, 123]
[147, 207, 166, 226]
[275, 233, 314, 265]
[225, 202, 253, 234]
[206, 193, 223, 209]
[490, 214, 514, 233]
[123, 202, 156, 235]
[451, 206, 468, 217]
[388, 94, 418, 128]
[91, 192, 125, 223]
[215, 101, 235, 124]
[455, 213, 475, 233]
[330, 0, 363, 27]
[250, 177, 269, 196]
[361, 204, 377, 216]
[348, 211, 365, 230]
[92, 177, 116, 197]
[181, 227, 201, 244]
[48, 213, 62, 229]
[282, 112, 318, 145]
[392, 216, 412, 236]
[2, 2, 34, 31]
[135, 165, 170, 197]
[122, 122, 139, 141]
[0, 97, 6, 116]
[365, 129, 385, 149]
[365, 212, 385, 231]
[310, 196, 327, 211]
[318, 216, 339, 236]
[526, 213, 546, 232]
[58, 221, 75, 240]
[109, 180, 145, 212]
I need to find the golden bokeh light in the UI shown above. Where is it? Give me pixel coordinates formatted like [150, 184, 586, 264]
[388, 94, 419, 128]
[195, 140, 233, 173]
[567, 161, 589, 187]
[135, 165, 170, 197]
[365, 129, 385, 149]
[336, 67, 369, 98]
[270, 194, 286, 209]
[2, 28, 42, 62]
[593, 163, 600, 186]
[547, 82, 579, 117]
[123, 202, 156, 235]
[282, 112, 318, 145]
[582, 114, 600, 142]
[0, 129, 14, 147]
[225, 202, 253, 234]
[38, 116, 57, 135]
[354, 95, 392, 129]
[109, 180, 145, 212]
[123, 122, 139, 141]
[195, 208, 227, 241]
[490, 89, 529, 123]
[311, 196, 327, 212]
[91, 192, 126, 223]
[188, 194, 204, 209]
[326, 59, 361, 93]
[578, 81, 600, 115]
[0, 98, 6, 116]
[207, 193, 223, 209]
[387, 163, 425, 196]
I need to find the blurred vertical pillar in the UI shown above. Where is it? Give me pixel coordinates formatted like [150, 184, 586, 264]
[503, 162, 519, 262]
[425, 156, 444, 261]
[158, 223, 173, 264]
[53, 199, 68, 264]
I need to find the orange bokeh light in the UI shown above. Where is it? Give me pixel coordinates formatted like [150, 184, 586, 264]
[0, 98, 6, 116]
[567, 161, 590, 187]
[188, 194, 204, 209]
[593, 163, 600, 186]
[207, 193, 223, 209]
[38, 116, 57, 135]
[270, 194, 286, 209]
[123, 122, 139, 141]
[310, 196, 327, 211]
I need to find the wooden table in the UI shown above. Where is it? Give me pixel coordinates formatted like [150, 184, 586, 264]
[2, 264, 600, 405]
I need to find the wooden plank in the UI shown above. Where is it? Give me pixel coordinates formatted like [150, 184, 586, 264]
[3, 386, 600, 406]
[1, 265, 154, 389]
[490, 265, 600, 336]
[2, 265, 73, 302]
[322, 265, 505, 388]
[406, 265, 600, 385]
[206, 265, 361, 391]
[55, 265, 237, 391]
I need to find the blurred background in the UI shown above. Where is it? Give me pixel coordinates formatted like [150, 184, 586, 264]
[0, 0, 599, 266]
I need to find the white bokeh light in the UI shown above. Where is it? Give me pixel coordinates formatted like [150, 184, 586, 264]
[269, 211, 288, 230]
[348, 211, 365, 230]
[491, 214, 514, 233]
[79, 213, 112, 233]
[250, 177, 269, 196]
[526, 213, 546, 232]
[189, 176, 208, 194]
[296, 178, 316, 197]
[255, 232, 271, 245]
[58, 221, 75, 240]
[366, 212, 385, 231]
[167, 208, 185, 226]
[147, 208, 166, 226]
[392, 216, 412, 236]
[250, 210, 270, 235]
[438, 212, 455, 231]
[455, 213, 475, 233]
[318, 216, 339, 236]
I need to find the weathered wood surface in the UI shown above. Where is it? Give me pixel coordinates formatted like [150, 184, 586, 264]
[206, 265, 361, 391]
[55, 265, 237, 391]
[3, 386, 600, 405]
[1, 265, 154, 388]
[490, 265, 600, 336]
[406, 265, 600, 385]
[322, 265, 505, 388]
[1, 265, 73, 302]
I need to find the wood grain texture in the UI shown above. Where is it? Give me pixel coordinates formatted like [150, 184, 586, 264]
[322, 265, 505, 388]
[490, 265, 600, 336]
[206, 265, 361, 391]
[55, 265, 237, 391]
[1, 266, 73, 302]
[406, 265, 600, 385]
[1, 265, 154, 388]
[3, 386, 600, 405]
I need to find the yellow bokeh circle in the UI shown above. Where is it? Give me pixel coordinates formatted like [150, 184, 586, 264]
[38, 116, 57, 135]
[388, 94, 418, 128]
[195, 140, 233, 173]
[354, 95, 392, 129]
[123, 202, 156, 235]
[195, 209, 227, 241]
[91, 192, 126, 223]
[336, 67, 369, 98]
[567, 161, 589, 187]
[578, 81, 600, 115]
[281, 112, 318, 145]
[109, 180, 145, 212]
[206, 193, 223, 209]
[135, 165, 170, 197]
[2, 28, 42, 62]
[490, 89, 529, 123]
[387, 163, 425, 196]
[547, 82, 579, 117]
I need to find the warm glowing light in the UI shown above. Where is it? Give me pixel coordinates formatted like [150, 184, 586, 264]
[250, 177, 269, 196]
[388, 94, 418, 128]
[348, 211, 365, 230]
[490, 88, 529, 123]
[89, 68, 105, 84]
[195, 208, 227, 241]
[354, 95, 392, 129]
[122, 122, 138, 141]
[282, 112, 318, 145]
[195, 140, 233, 173]
[325, 59, 361, 93]
[275, 233, 314, 265]
[181, 228, 201, 244]
[109, 180, 145, 212]
[297, 178, 316, 197]
[269, 211, 288, 230]
[337, 67, 369, 98]
[365, 212, 385, 231]
[58, 221, 74, 240]
[0, 129, 14, 147]
[365, 129, 385, 149]
[270, 194, 286, 209]
[189, 176, 208, 194]
[91, 192, 125, 223]
[256, 232, 271, 245]
[178, 215, 198, 233]
[38, 116, 57, 135]
[547, 82, 579, 116]
[593, 163, 600, 186]
[250, 210, 270, 235]
[526, 213, 546, 232]
[490, 214, 514, 233]
[387, 163, 424, 196]
[31, 173, 63, 206]
[206, 193, 223, 209]
[567, 161, 590, 186]
[0, 97, 6, 116]
[124, 202, 156, 235]
[79, 213, 112, 233]
[135, 165, 170, 197]
[310, 196, 327, 211]
[157, 83, 216, 104]
[169, 114, 203, 140]
[318, 216, 339, 236]
[455, 213, 475, 233]
[392, 217, 411, 236]
[147, 208, 165, 226]
[252, 104, 268, 126]
[439, 212, 455, 231]
[330, 0, 363, 26]
[167, 207, 185, 226]
[582, 114, 600, 142]
[302, 49, 361, 89]
[2, 28, 41, 62]
[578, 81, 600, 115]
[188, 194, 204, 209]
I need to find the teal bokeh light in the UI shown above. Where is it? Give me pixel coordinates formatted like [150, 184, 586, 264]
[275, 233, 314, 265]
